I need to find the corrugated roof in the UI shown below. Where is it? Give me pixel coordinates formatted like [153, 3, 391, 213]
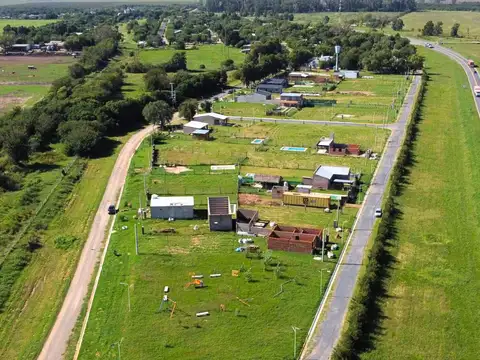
[184, 121, 209, 129]
[318, 138, 334, 147]
[281, 93, 303, 97]
[193, 112, 227, 120]
[150, 195, 194, 207]
[254, 174, 282, 183]
[314, 165, 350, 180]
[192, 129, 210, 135]
[208, 196, 231, 215]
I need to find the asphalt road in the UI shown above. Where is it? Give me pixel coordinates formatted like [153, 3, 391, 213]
[38, 125, 155, 360]
[300, 75, 421, 360]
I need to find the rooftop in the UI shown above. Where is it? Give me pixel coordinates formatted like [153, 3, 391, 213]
[281, 93, 303, 98]
[192, 129, 210, 135]
[264, 78, 286, 85]
[318, 138, 334, 147]
[208, 196, 232, 215]
[254, 174, 282, 184]
[257, 84, 284, 89]
[194, 112, 228, 120]
[315, 165, 350, 180]
[150, 195, 194, 207]
[184, 121, 209, 129]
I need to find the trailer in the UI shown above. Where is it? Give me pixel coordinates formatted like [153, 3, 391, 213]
[474, 86, 480, 97]
[468, 59, 475, 68]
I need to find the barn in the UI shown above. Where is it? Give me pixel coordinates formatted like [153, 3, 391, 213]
[193, 112, 228, 126]
[150, 195, 194, 219]
[208, 196, 234, 231]
[183, 121, 209, 135]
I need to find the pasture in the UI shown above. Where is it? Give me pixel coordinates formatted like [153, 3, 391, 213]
[292, 12, 400, 24]
[360, 48, 480, 359]
[138, 44, 245, 71]
[0, 19, 57, 29]
[77, 122, 365, 359]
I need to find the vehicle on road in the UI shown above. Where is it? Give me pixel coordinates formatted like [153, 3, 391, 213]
[374, 208, 383, 218]
[424, 43, 434, 49]
[474, 86, 480, 97]
[107, 205, 116, 215]
[468, 59, 475, 68]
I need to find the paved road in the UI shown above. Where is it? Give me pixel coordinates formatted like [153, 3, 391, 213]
[229, 115, 391, 128]
[301, 75, 421, 360]
[38, 125, 155, 360]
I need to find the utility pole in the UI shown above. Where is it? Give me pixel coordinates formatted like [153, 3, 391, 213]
[134, 224, 139, 255]
[292, 326, 300, 359]
[170, 82, 176, 105]
[120, 283, 131, 312]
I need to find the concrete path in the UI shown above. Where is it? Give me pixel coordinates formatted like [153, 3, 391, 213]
[300, 75, 421, 360]
[38, 125, 155, 360]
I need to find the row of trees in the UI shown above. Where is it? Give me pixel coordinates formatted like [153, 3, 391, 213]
[422, 20, 461, 38]
[204, 0, 416, 14]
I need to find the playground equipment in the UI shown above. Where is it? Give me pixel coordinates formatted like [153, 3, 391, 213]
[184, 279, 204, 289]
[236, 297, 251, 307]
[158, 295, 177, 319]
[210, 273, 222, 278]
[196, 312, 210, 317]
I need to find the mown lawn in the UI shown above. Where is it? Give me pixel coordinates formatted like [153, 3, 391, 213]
[139, 44, 245, 71]
[77, 133, 354, 360]
[0, 19, 57, 29]
[360, 48, 480, 359]
[0, 130, 140, 360]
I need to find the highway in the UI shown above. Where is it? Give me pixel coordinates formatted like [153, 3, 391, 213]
[300, 42, 480, 360]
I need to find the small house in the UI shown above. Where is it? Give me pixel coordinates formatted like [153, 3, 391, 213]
[340, 70, 360, 79]
[208, 196, 234, 231]
[183, 121, 209, 135]
[193, 112, 228, 126]
[253, 174, 283, 189]
[280, 93, 304, 108]
[317, 133, 361, 156]
[304, 165, 352, 190]
[192, 129, 210, 140]
[256, 78, 288, 94]
[267, 225, 322, 254]
[150, 195, 194, 219]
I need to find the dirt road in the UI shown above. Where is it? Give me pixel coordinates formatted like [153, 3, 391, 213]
[38, 125, 155, 360]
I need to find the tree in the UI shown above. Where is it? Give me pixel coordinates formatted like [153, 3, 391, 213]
[144, 68, 169, 92]
[0, 32, 15, 54]
[58, 121, 102, 156]
[69, 63, 86, 79]
[174, 40, 185, 50]
[422, 21, 435, 36]
[164, 52, 187, 72]
[142, 100, 173, 130]
[289, 47, 313, 70]
[450, 23, 460, 38]
[1, 126, 30, 164]
[221, 58, 235, 71]
[391, 18, 404, 31]
[179, 99, 198, 121]
[323, 16, 330, 25]
[433, 21, 443, 36]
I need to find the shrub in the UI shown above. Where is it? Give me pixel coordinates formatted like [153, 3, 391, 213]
[54, 235, 78, 250]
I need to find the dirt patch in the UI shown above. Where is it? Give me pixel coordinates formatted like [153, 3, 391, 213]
[0, 56, 73, 65]
[163, 165, 192, 174]
[335, 90, 374, 96]
[0, 95, 29, 111]
[166, 246, 189, 255]
[191, 236, 202, 246]
[345, 203, 362, 208]
[239, 193, 281, 206]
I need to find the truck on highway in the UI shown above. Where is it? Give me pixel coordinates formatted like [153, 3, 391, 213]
[474, 86, 480, 97]
[468, 59, 475, 68]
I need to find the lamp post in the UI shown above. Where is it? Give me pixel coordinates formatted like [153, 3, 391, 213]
[292, 326, 301, 359]
[120, 282, 131, 312]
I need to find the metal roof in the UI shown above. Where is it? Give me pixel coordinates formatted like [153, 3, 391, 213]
[192, 129, 210, 135]
[314, 166, 350, 180]
[184, 121, 209, 129]
[208, 196, 232, 215]
[281, 93, 303, 97]
[193, 112, 227, 120]
[257, 84, 284, 89]
[264, 78, 287, 85]
[150, 195, 194, 207]
[318, 138, 334, 147]
[254, 174, 282, 183]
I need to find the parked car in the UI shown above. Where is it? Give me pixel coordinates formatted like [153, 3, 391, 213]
[374, 208, 382, 218]
[108, 205, 116, 215]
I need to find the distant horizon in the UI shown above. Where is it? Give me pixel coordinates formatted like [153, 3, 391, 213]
[0, 0, 197, 7]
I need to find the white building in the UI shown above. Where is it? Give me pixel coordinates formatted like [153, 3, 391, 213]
[150, 195, 194, 219]
[183, 121, 209, 135]
[193, 112, 228, 126]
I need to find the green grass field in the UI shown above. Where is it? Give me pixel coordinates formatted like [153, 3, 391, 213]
[139, 44, 245, 71]
[444, 43, 480, 65]
[292, 12, 400, 24]
[77, 130, 358, 359]
[0, 131, 139, 360]
[359, 47, 480, 359]
[0, 19, 57, 29]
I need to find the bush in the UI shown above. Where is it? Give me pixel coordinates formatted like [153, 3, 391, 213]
[199, 64, 206, 69]
[54, 235, 78, 250]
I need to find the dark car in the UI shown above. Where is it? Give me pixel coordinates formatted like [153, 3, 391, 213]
[108, 205, 116, 215]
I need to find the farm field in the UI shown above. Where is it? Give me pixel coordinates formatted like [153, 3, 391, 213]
[292, 12, 400, 24]
[138, 44, 245, 71]
[215, 75, 410, 123]
[78, 123, 364, 359]
[0, 130, 140, 360]
[0, 56, 74, 112]
[359, 48, 480, 358]
[0, 19, 57, 29]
